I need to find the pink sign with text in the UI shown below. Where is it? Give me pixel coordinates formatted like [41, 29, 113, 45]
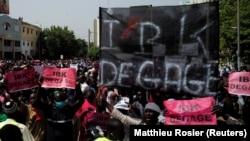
[164, 97, 216, 125]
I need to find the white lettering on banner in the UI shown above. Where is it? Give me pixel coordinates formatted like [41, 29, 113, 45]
[136, 61, 161, 89]
[99, 59, 218, 96]
[139, 22, 161, 53]
[118, 63, 133, 87]
[164, 63, 182, 93]
[99, 60, 118, 86]
[102, 15, 214, 58]
[100, 7, 219, 96]
[104, 20, 119, 48]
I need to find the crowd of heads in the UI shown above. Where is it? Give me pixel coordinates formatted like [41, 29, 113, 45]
[0, 58, 248, 141]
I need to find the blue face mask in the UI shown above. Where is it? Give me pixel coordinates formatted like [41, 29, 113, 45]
[55, 101, 65, 109]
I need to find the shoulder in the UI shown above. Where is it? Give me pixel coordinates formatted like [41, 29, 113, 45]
[95, 136, 111, 141]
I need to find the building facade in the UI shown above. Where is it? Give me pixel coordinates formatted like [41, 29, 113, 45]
[0, 14, 41, 60]
[187, 0, 212, 4]
[21, 19, 41, 60]
[0, 14, 21, 60]
[93, 18, 100, 47]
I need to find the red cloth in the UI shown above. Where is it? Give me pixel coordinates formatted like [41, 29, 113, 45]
[148, 93, 154, 102]
[34, 107, 42, 121]
[75, 99, 96, 141]
[75, 99, 96, 117]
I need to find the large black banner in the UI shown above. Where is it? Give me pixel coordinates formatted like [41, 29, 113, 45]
[99, 2, 219, 97]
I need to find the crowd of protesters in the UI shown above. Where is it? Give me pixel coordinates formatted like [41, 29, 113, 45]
[0, 58, 248, 141]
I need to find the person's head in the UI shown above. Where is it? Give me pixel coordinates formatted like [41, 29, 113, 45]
[135, 91, 142, 101]
[53, 90, 66, 101]
[224, 94, 240, 118]
[95, 96, 106, 112]
[53, 90, 67, 109]
[85, 89, 96, 103]
[0, 124, 23, 141]
[2, 100, 20, 121]
[106, 118, 125, 141]
[29, 93, 36, 107]
[143, 102, 161, 125]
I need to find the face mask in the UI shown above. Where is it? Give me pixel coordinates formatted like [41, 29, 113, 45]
[55, 101, 65, 109]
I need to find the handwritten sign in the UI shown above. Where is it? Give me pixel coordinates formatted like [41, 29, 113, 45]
[228, 72, 250, 96]
[164, 97, 216, 125]
[99, 2, 219, 97]
[41, 66, 76, 89]
[5, 68, 38, 92]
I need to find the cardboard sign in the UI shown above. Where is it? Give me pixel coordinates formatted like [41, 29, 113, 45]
[164, 97, 216, 125]
[228, 72, 250, 96]
[5, 68, 38, 92]
[41, 66, 76, 89]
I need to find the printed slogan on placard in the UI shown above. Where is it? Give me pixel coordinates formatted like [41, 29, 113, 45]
[228, 72, 250, 96]
[5, 68, 38, 92]
[164, 97, 216, 125]
[41, 66, 76, 89]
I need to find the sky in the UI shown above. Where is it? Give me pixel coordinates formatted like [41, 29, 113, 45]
[8, 0, 188, 41]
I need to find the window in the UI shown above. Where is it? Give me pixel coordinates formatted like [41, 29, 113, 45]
[15, 41, 20, 47]
[4, 40, 11, 46]
[15, 25, 20, 32]
[31, 41, 33, 47]
[23, 27, 25, 32]
[27, 28, 29, 34]
[31, 29, 33, 34]
[30, 50, 35, 55]
[23, 41, 25, 46]
[2, 22, 10, 30]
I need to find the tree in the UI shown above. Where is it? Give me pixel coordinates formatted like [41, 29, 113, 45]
[219, 0, 250, 67]
[41, 26, 87, 59]
[87, 44, 100, 60]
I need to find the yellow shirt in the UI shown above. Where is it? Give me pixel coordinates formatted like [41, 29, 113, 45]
[95, 136, 112, 141]
[0, 118, 35, 141]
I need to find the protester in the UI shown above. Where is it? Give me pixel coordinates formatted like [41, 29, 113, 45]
[0, 57, 249, 141]
[106, 99, 163, 126]
[2, 100, 26, 124]
[0, 83, 11, 104]
[0, 101, 35, 141]
[105, 118, 125, 141]
[75, 89, 97, 141]
[35, 87, 83, 141]
[22, 91, 46, 141]
[83, 118, 125, 141]
[0, 124, 23, 141]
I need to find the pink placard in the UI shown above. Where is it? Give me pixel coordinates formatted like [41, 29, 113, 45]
[42, 66, 76, 89]
[5, 68, 38, 92]
[164, 97, 217, 125]
[228, 72, 250, 96]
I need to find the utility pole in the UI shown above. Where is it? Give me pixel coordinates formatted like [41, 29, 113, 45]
[237, 0, 240, 71]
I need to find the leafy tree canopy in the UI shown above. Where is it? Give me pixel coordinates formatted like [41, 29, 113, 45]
[41, 26, 87, 59]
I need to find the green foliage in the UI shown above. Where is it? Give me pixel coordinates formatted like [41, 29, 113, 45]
[41, 26, 87, 59]
[220, 0, 250, 67]
[87, 45, 100, 60]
